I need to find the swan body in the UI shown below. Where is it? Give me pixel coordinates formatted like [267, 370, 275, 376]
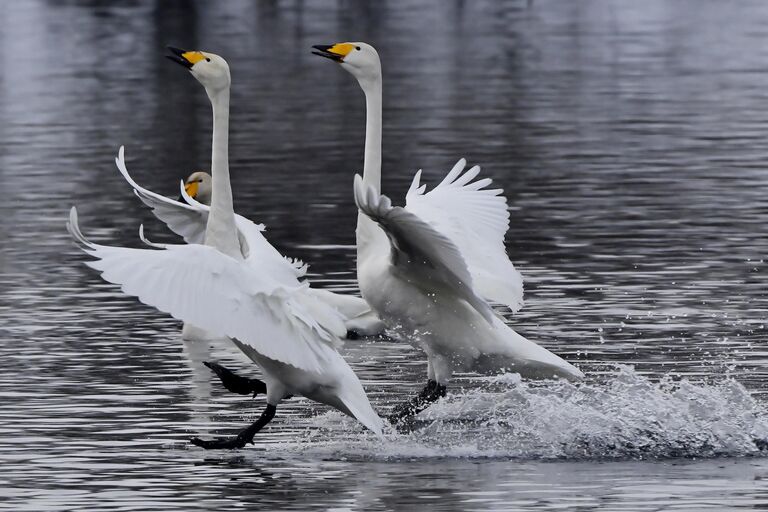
[313, 43, 583, 400]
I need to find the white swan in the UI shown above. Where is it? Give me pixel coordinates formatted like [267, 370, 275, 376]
[67, 48, 383, 448]
[313, 42, 583, 424]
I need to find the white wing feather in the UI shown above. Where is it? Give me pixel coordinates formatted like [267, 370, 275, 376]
[405, 159, 524, 312]
[306, 288, 371, 320]
[353, 175, 494, 325]
[67, 207, 345, 374]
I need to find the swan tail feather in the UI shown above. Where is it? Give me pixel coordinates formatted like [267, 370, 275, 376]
[336, 366, 384, 436]
[339, 391, 384, 437]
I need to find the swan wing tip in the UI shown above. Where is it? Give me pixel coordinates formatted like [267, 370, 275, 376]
[66, 205, 94, 250]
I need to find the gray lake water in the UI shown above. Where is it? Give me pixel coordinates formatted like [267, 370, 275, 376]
[3, 0, 768, 510]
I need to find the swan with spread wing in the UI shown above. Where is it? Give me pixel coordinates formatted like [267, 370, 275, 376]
[68, 48, 383, 448]
[313, 42, 584, 426]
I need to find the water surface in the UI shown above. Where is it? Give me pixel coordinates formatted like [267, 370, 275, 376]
[3, 0, 768, 510]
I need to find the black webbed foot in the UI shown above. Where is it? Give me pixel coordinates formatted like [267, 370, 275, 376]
[190, 435, 249, 450]
[190, 404, 277, 450]
[203, 361, 267, 397]
[388, 380, 447, 430]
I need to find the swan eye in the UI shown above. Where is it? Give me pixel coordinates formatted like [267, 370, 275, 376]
[206, 58, 211, 62]
[355, 46, 361, 51]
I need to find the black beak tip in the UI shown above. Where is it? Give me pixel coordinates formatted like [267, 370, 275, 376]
[165, 53, 192, 69]
[165, 46, 193, 68]
[311, 45, 342, 62]
[167, 46, 186, 56]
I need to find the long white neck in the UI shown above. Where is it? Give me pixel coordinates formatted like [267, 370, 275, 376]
[361, 77, 382, 192]
[204, 87, 241, 258]
[356, 74, 387, 274]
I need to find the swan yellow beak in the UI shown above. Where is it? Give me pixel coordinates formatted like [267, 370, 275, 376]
[185, 181, 199, 198]
[312, 43, 355, 62]
[166, 46, 206, 69]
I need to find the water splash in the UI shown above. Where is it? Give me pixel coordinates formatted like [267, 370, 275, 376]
[298, 367, 768, 461]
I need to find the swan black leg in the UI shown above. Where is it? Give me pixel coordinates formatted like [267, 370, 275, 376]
[190, 404, 277, 449]
[204, 361, 267, 397]
[388, 380, 447, 429]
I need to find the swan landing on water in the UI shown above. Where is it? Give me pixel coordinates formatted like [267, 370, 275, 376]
[313, 42, 584, 428]
[67, 48, 383, 449]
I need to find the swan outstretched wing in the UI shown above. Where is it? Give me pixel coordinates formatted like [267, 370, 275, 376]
[405, 159, 524, 312]
[115, 146, 209, 245]
[353, 175, 494, 324]
[67, 207, 345, 373]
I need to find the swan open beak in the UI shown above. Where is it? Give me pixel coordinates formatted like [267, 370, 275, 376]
[165, 46, 205, 69]
[312, 44, 354, 62]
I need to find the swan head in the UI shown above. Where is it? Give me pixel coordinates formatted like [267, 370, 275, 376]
[166, 47, 231, 93]
[181, 171, 212, 205]
[312, 42, 381, 86]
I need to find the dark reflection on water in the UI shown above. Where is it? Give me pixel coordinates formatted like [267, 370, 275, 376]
[3, 0, 768, 510]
